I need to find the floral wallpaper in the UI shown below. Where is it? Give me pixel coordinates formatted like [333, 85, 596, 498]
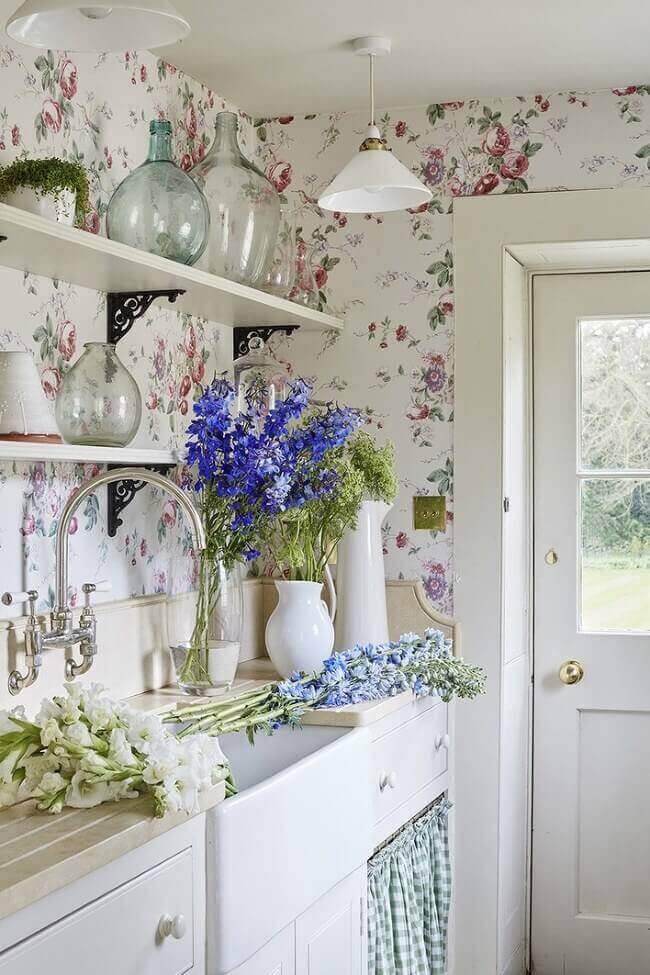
[0, 38, 649, 622]
[0, 43, 250, 617]
[253, 86, 650, 614]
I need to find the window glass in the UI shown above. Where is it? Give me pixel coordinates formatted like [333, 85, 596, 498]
[580, 478, 650, 632]
[580, 318, 650, 472]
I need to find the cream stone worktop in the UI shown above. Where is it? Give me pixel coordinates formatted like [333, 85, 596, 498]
[0, 660, 418, 924]
[129, 657, 437, 728]
[0, 579, 457, 924]
[0, 781, 224, 922]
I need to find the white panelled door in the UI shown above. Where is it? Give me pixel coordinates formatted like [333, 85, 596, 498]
[532, 272, 650, 974]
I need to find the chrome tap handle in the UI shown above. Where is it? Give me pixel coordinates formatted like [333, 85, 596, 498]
[2, 590, 36, 608]
[81, 579, 111, 609]
[2, 590, 42, 696]
[65, 581, 106, 680]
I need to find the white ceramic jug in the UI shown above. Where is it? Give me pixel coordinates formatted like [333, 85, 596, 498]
[265, 569, 337, 677]
[334, 499, 392, 650]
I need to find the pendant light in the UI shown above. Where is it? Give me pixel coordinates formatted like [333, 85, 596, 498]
[6, 0, 190, 51]
[318, 36, 432, 214]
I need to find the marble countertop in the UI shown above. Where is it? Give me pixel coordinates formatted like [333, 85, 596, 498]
[0, 782, 225, 921]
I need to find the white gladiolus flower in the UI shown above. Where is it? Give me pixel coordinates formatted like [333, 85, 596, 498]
[84, 698, 119, 734]
[40, 718, 62, 747]
[108, 728, 137, 767]
[36, 771, 68, 796]
[124, 712, 166, 755]
[22, 753, 61, 792]
[108, 779, 139, 802]
[65, 721, 93, 747]
[142, 739, 182, 785]
[66, 770, 113, 809]
[0, 682, 231, 818]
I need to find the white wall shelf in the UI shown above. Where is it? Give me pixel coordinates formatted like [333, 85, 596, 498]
[0, 203, 343, 333]
[0, 443, 182, 466]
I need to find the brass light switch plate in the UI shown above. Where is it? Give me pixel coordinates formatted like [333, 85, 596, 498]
[413, 495, 446, 531]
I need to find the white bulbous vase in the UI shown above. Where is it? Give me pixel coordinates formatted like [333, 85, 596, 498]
[335, 499, 392, 650]
[265, 573, 337, 678]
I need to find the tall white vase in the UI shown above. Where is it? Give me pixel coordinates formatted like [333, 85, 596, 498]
[265, 571, 337, 678]
[335, 499, 392, 650]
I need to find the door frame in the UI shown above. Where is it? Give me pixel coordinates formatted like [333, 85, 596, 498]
[452, 187, 650, 975]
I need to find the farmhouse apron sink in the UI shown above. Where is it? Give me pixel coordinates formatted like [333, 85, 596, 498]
[207, 723, 372, 974]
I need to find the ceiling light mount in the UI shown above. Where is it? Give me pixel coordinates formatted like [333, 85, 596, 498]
[317, 34, 432, 214]
[351, 36, 392, 59]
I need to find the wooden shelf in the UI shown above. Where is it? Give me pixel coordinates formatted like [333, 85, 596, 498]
[0, 443, 182, 465]
[0, 203, 343, 333]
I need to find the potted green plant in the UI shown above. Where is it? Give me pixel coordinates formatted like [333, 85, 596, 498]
[0, 157, 91, 227]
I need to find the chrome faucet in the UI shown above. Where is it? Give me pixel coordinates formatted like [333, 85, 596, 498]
[3, 467, 206, 695]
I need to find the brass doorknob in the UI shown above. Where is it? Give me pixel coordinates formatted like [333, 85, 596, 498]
[559, 660, 584, 685]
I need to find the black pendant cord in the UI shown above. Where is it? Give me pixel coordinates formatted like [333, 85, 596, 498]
[233, 325, 298, 360]
[107, 289, 186, 345]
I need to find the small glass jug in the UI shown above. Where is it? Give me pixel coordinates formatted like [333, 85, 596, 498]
[55, 342, 142, 447]
[261, 207, 296, 298]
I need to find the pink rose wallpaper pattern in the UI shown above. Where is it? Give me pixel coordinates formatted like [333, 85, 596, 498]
[252, 88, 650, 614]
[0, 44, 249, 616]
[0, 37, 649, 620]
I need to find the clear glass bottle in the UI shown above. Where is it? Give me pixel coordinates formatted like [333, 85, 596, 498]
[290, 239, 320, 309]
[106, 119, 209, 266]
[192, 112, 280, 286]
[167, 555, 243, 696]
[55, 342, 142, 447]
[261, 207, 296, 298]
[233, 334, 290, 422]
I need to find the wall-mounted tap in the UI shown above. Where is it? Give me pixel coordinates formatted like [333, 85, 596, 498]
[2, 467, 206, 695]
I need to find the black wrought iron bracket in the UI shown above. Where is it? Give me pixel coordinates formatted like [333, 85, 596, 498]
[106, 463, 175, 537]
[233, 325, 299, 360]
[0, 236, 7, 244]
[107, 289, 186, 345]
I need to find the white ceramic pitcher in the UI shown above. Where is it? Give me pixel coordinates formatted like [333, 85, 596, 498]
[334, 499, 392, 650]
[265, 568, 337, 677]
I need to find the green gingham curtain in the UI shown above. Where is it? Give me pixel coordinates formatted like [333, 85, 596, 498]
[367, 799, 452, 975]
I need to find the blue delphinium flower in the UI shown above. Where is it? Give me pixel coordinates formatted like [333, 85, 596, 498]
[185, 376, 362, 566]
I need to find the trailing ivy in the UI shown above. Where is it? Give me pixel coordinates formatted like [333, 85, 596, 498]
[0, 157, 91, 223]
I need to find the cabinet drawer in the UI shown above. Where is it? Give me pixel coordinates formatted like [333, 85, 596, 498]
[0, 847, 195, 975]
[371, 702, 448, 825]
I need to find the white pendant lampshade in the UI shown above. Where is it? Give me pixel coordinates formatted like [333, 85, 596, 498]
[318, 37, 432, 214]
[6, 0, 190, 51]
[318, 123, 432, 214]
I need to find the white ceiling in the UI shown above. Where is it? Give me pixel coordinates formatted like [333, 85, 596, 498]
[152, 0, 650, 115]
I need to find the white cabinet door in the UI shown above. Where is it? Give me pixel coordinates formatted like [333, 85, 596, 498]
[295, 868, 366, 975]
[0, 848, 196, 975]
[228, 923, 295, 975]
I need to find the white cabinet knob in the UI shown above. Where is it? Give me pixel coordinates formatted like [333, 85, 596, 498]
[435, 733, 450, 751]
[158, 913, 187, 941]
[379, 770, 398, 792]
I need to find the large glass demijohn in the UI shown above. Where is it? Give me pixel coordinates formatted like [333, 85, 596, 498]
[191, 111, 280, 286]
[106, 119, 209, 266]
